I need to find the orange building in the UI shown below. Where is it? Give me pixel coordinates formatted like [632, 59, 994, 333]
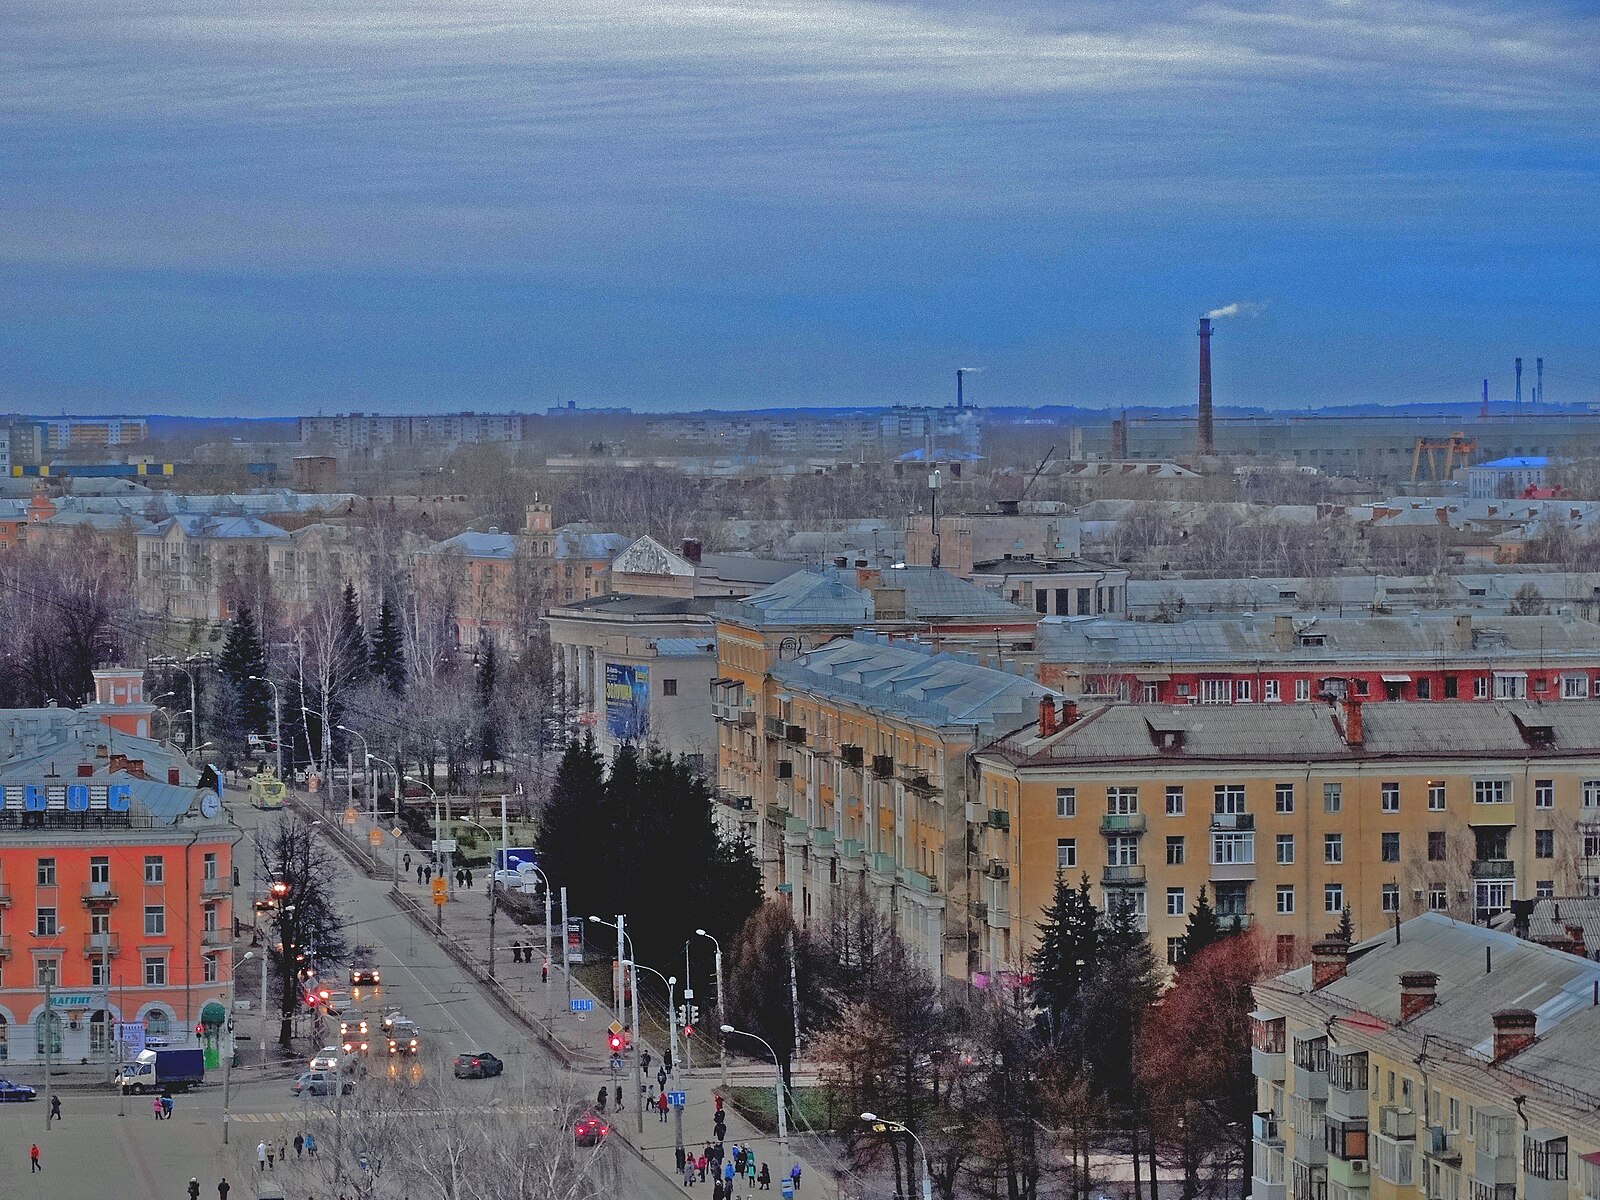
[0, 691, 240, 1066]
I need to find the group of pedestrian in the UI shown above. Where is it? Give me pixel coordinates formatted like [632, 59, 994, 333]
[151, 1094, 175, 1119]
[455, 867, 474, 889]
[184, 1179, 229, 1199]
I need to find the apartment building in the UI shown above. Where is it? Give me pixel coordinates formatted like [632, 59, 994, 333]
[1250, 917, 1600, 1200]
[295, 412, 526, 451]
[968, 555, 1130, 618]
[37, 416, 148, 451]
[735, 632, 1055, 982]
[1036, 611, 1600, 705]
[972, 699, 1600, 980]
[135, 514, 291, 622]
[904, 502, 1082, 580]
[0, 691, 240, 1065]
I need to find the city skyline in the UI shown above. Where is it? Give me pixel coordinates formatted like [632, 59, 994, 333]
[2, 0, 1597, 415]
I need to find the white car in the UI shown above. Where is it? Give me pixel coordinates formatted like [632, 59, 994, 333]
[309, 1046, 342, 1072]
[492, 868, 537, 892]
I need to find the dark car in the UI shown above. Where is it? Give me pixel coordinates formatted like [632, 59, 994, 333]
[573, 1112, 610, 1147]
[453, 1052, 504, 1079]
[350, 966, 381, 986]
[0, 1079, 38, 1102]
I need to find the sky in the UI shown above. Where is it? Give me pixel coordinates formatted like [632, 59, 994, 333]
[1, 0, 1597, 415]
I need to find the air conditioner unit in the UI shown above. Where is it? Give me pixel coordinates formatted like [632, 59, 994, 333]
[1412, 888, 1425, 900]
[1351, 1161, 1369, 1175]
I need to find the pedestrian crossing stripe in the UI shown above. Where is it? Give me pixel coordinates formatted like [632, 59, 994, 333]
[233, 1103, 551, 1123]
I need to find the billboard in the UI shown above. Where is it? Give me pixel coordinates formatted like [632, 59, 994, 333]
[566, 917, 587, 965]
[604, 663, 649, 741]
[494, 847, 538, 875]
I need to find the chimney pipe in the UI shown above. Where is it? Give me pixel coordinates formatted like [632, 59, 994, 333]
[1038, 696, 1058, 738]
[1061, 699, 1079, 728]
[1399, 971, 1439, 1020]
[1342, 697, 1364, 748]
[1536, 356, 1544, 405]
[1197, 317, 1215, 456]
[1111, 413, 1127, 460]
[1515, 357, 1523, 406]
[1491, 1008, 1537, 1062]
[680, 538, 703, 564]
[1311, 939, 1350, 990]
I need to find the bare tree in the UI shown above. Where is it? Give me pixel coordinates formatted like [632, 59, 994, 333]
[257, 818, 350, 1046]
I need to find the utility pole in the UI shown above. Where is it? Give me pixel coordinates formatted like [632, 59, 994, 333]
[42, 976, 52, 1135]
[630, 960, 644, 1137]
[561, 887, 572, 1014]
[786, 927, 802, 1072]
[615, 914, 626, 1026]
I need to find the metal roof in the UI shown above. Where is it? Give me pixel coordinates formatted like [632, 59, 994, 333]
[719, 565, 1034, 627]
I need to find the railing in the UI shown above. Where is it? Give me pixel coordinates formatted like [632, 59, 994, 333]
[1102, 864, 1146, 885]
[202, 926, 231, 948]
[764, 716, 786, 739]
[1470, 860, 1515, 879]
[83, 932, 120, 957]
[201, 875, 230, 896]
[1212, 812, 1255, 830]
[870, 852, 897, 876]
[0, 933, 10, 958]
[0, 884, 12, 907]
[1101, 813, 1148, 834]
[839, 838, 865, 860]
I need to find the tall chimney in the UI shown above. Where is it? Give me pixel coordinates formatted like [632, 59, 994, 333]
[1111, 412, 1128, 460]
[1311, 938, 1351, 990]
[1341, 697, 1364, 748]
[1536, 356, 1544, 405]
[1491, 1008, 1537, 1061]
[1516, 357, 1523, 406]
[1399, 971, 1439, 1020]
[1197, 317, 1215, 456]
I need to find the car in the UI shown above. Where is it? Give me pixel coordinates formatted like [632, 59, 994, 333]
[341, 1037, 371, 1056]
[492, 867, 538, 893]
[387, 1029, 420, 1056]
[0, 1078, 38, 1102]
[309, 1046, 342, 1072]
[350, 966, 381, 986]
[380, 1011, 406, 1034]
[292, 1070, 355, 1097]
[320, 989, 353, 1015]
[339, 1019, 369, 1039]
[452, 1051, 504, 1079]
[573, 1112, 610, 1147]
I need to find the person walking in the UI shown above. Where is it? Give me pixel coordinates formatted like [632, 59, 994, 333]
[416, 863, 424, 885]
[304, 1132, 317, 1158]
[615, 1084, 624, 1112]
[724, 1159, 736, 1191]
[403, 852, 412, 873]
[423, 864, 432, 884]
[697, 1152, 708, 1181]
[29, 1144, 41, 1173]
[188, 1178, 200, 1200]
[161, 1094, 174, 1120]
[758, 1163, 770, 1192]
[658, 1091, 669, 1122]
[465, 868, 474, 889]
[746, 1155, 757, 1191]
[682, 1155, 697, 1187]
[217, 1178, 230, 1200]
[256, 1142, 267, 1173]
[789, 1163, 802, 1195]
[294, 1133, 304, 1159]
[279, 1136, 288, 1165]
[153, 1096, 164, 1120]
[266, 1140, 276, 1170]
[48, 1095, 61, 1124]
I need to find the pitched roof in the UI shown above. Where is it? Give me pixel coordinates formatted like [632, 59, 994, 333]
[138, 514, 289, 541]
[423, 529, 516, 559]
[719, 565, 1035, 627]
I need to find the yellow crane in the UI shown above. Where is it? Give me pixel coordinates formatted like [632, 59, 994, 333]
[1410, 431, 1477, 483]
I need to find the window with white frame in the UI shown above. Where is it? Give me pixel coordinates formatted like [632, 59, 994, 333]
[1428, 781, 1446, 811]
[1324, 783, 1342, 813]
[1276, 833, 1295, 864]
[1381, 782, 1399, 813]
[1473, 778, 1510, 805]
[1277, 885, 1295, 914]
[1428, 885, 1447, 911]
[1056, 787, 1077, 818]
[1494, 673, 1527, 699]
[1057, 838, 1077, 870]
[1200, 679, 1231, 705]
[143, 956, 167, 986]
[1106, 786, 1139, 815]
[1324, 833, 1344, 864]
[1265, 679, 1280, 702]
[1535, 779, 1554, 809]
[1165, 786, 1185, 817]
[1141, 683, 1158, 702]
[1382, 884, 1399, 913]
[1236, 679, 1253, 703]
[1325, 883, 1344, 912]
[1474, 675, 1491, 699]
[1212, 832, 1255, 865]
[1276, 783, 1295, 813]
[1167, 887, 1186, 917]
[1582, 830, 1600, 859]
[1583, 780, 1600, 809]
[1563, 675, 1587, 699]
[1166, 836, 1185, 865]
[1107, 835, 1140, 866]
[1294, 678, 1311, 702]
[1214, 784, 1246, 814]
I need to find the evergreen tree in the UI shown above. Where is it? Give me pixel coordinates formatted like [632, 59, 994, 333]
[533, 735, 608, 916]
[1179, 885, 1224, 966]
[1335, 905, 1354, 942]
[1030, 871, 1100, 1044]
[217, 608, 271, 737]
[476, 641, 500, 768]
[370, 596, 406, 693]
[337, 582, 368, 688]
[1083, 890, 1162, 1108]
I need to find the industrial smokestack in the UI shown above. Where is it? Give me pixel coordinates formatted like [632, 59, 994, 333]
[1197, 317, 1214, 456]
[1536, 357, 1544, 405]
[1111, 412, 1127, 460]
[1516, 357, 1523, 406]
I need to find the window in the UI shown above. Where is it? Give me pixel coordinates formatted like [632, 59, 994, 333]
[662, 678, 678, 697]
[1381, 782, 1400, 813]
[143, 855, 165, 884]
[1275, 934, 1297, 965]
[1276, 885, 1295, 914]
[1276, 834, 1295, 864]
[1214, 784, 1246, 814]
[1166, 937, 1185, 965]
[1324, 783, 1342, 814]
[1428, 831, 1447, 861]
[90, 959, 108, 988]
[202, 852, 217, 882]
[1382, 884, 1399, 913]
[34, 1012, 61, 1057]
[1381, 832, 1400, 863]
[1535, 779, 1554, 809]
[1524, 1136, 1568, 1182]
[145, 1010, 171, 1039]
[1265, 679, 1280, 702]
[143, 956, 168, 986]
[1584, 831, 1600, 859]
[1325, 833, 1344, 864]
[1165, 836, 1185, 866]
[1294, 678, 1311, 702]
[1141, 683, 1158, 703]
[1473, 779, 1509, 805]
[89, 856, 110, 884]
[1325, 883, 1344, 913]
[1167, 887, 1186, 917]
[1107, 835, 1140, 866]
[203, 955, 219, 983]
[1584, 780, 1600, 809]
[1200, 679, 1231, 704]
[35, 907, 57, 937]
[1057, 838, 1077, 870]
[1106, 787, 1138, 815]
[1428, 781, 1446, 811]
[1275, 783, 1295, 814]
[1165, 786, 1185, 817]
[1536, 880, 1555, 899]
[144, 905, 165, 936]
[1055, 788, 1077, 818]
[1494, 673, 1527, 700]
[1535, 829, 1554, 859]
[1236, 679, 1253, 703]
[35, 959, 59, 987]
[1212, 832, 1255, 865]
[1447, 1098, 1460, 1133]
[36, 858, 56, 886]
[1474, 676, 1490, 699]
[1428, 885, 1447, 911]
[1416, 676, 1432, 699]
[1563, 675, 1588, 700]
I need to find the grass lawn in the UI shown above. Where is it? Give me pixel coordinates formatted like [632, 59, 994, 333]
[726, 1084, 844, 1134]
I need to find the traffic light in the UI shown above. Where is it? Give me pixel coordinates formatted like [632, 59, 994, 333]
[683, 1022, 693, 1039]
[607, 1032, 624, 1054]
[663, 1049, 673, 1073]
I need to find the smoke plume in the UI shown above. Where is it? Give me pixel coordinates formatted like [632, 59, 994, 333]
[1205, 301, 1268, 319]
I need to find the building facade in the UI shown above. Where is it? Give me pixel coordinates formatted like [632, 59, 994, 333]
[905, 503, 1082, 580]
[135, 514, 290, 622]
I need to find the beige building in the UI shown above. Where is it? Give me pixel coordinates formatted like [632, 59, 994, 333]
[135, 514, 289, 622]
[973, 699, 1600, 980]
[905, 500, 1081, 579]
[1251, 916, 1600, 1200]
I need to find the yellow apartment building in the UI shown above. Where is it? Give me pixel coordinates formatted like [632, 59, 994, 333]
[1249, 917, 1600, 1200]
[972, 699, 1600, 979]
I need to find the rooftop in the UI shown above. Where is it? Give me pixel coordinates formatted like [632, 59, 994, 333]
[718, 565, 1036, 627]
[971, 555, 1122, 577]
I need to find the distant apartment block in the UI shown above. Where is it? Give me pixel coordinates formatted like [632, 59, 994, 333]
[296, 412, 526, 451]
[38, 416, 149, 451]
[644, 405, 980, 460]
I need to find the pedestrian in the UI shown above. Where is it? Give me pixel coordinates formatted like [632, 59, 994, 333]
[153, 1096, 163, 1120]
[188, 1178, 200, 1200]
[682, 1156, 697, 1187]
[48, 1094, 61, 1124]
[455, 868, 464, 888]
[279, 1137, 288, 1165]
[416, 864, 424, 885]
[715, 1093, 725, 1114]
[423, 865, 431, 884]
[713, 1180, 724, 1200]
[596, 1087, 607, 1112]
[29, 1143, 41, 1173]
[698, 1153, 708, 1181]
[257, 1142, 268, 1173]
[542, 958, 549, 982]
[758, 1163, 770, 1191]
[403, 852, 412, 873]
[746, 1156, 757, 1191]
[267, 1140, 276, 1170]
[613, 1082, 623, 1111]
[642, 1049, 652, 1075]
[162, 1094, 174, 1120]
[294, 1133, 304, 1159]
[789, 1163, 802, 1195]
[304, 1132, 317, 1158]
[466, 868, 474, 889]
[658, 1091, 669, 1122]
[724, 1159, 736, 1189]
[217, 1179, 230, 1200]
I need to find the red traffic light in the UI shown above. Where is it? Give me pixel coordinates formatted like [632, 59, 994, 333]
[683, 1024, 693, 1038]
[607, 1033, 624, 1053]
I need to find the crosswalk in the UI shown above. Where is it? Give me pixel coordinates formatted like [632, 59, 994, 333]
[230, 1102, 552, 1124]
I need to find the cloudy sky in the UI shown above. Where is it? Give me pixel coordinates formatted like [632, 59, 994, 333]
[2, 0, 1597, 414]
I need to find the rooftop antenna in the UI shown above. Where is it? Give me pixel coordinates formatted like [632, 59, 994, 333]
[956, 367, 982, 410]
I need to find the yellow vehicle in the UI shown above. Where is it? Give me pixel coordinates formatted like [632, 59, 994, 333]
[248, 774, 286, 810]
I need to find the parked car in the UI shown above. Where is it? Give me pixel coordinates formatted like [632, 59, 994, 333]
[452, 1051, 504, 1079]
[573, 1112, 610, 1147]
[309, 1046, 342, 1072]
[292, 1070, 355, 1097]
[0, 1078, 38, 1102]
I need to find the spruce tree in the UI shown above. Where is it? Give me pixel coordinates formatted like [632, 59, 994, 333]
[1030, 872, 1101, 1045]
[1180, 884, 1224, 966]
[476, 641, 500, 767]
[1083, 890, 1162, 1107]
[337, 582, 368, 688]
[1335, 905, 1354, 942]
[217, 608, 270, 736]
[534, 735, 608, 916]
[369, 596, 406, 693]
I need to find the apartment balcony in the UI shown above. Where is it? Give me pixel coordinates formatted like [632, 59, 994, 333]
[839, 838, 865, 862]
[1255, 1111, 1285, 1146]
[202, 875, 231, 897]
[1211, 861, 1259, 882]
[1101, 813, 1148, 835]
[899, 868, 938, 895]
[809, 829, 834, 852]
[783, 816, 809, 842]
[1218, 911, 1253, 931]
[202, 926, 231, 948]
[870, 852, 897, 878]
[1328, 1156, 1371, 1192]
[1211, 812, 1256, 831]
[81, 881, 119, 907]
[0, 933, 11, 959]
[83, 932, 120, 957]
[1253, 1046, 1286, 1083]
[1102, 864, 1146, 886]
[763, 716, 786, 739]
[1467, 803, 1515, 827]
[0, 884, 11, 907]
[984, 858, 1011, 881]
[1470, 860, 1515, 880]
[1379, 1107, 1416, 1140]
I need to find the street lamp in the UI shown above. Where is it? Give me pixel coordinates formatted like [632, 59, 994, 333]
[722, 1023, 787, 1154]
[626, 960, 685, 1157]
[151, 656, 202, 760]
[695, 928, 727, 1088]
[223, 951, 254, 1144]
[590, 915, 644, 1136]
[248, 676, 282, 780]
[335, 725, 371, 817]
[861, 1113, 932, 1200]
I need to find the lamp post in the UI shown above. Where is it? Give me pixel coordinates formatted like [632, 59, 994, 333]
[248, 676, 281, 781]
[722, 1023, 786, 1155]
[369, 754, 398, 820]
[459, 817, 502, 980]
[521, 865, 556, 1021]
[590, 916, 644, 1136]
[336, 725, 370, 818]
[224, 951, 254, 1145]
[695, 928, 727, 1088]
[405, 776, 447, 894]
[153, 656, 202, 759]
[861, 1113, 932, 1200]
[627, 960, 683, 1157]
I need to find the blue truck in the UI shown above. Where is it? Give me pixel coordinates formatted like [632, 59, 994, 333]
[117, 1048, 205, 1094]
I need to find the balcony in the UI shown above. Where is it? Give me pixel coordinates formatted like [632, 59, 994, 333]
[763, 716, 786, 739]
[1218, 911, 1253, 931]
[872, 755, 895, 780]
[870, 852, 897, 877]
[83, 932, 120, 957]
[785, 724, 807, 745]
[1211, 860, 1259, 882]
[1102, 864, 1146, 886]
[202, 926, 231, 948]
[784, 816, 809, 839]
[1101, 813, 1148, 834]
[839, 838, 865, 862]
[902, 772, 940, 796]
[899, 868, 938, 895]
[809, 829, 834, 852]
[0, 933, 10, 959]
[985, 859, 1011, 880]
[1467, 802, 1515, 827]
[201, 875, 230, 897]
[1379, 1107, 1416, 1140]
[1470, 859, 1515, 880]
[0, 884, 11, 907]
[987, 808, 1011, 831]
[1211, 812, 1255, 831]
[1255, 1111, 1285, 1146]
[840, 744, 864, 768]
[1327, 1158, 1371, 1192]
[82, 880, 119, 906]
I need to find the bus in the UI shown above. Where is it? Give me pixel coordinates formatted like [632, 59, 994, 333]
[248, 774, 286, 810]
